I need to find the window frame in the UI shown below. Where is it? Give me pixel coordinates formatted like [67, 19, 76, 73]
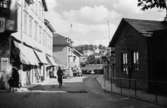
[132, 51, 140, 72]
[122, 52, 128, 75]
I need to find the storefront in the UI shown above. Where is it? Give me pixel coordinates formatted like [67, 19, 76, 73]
[46, 55, 57, 78]
[34, 50, 48, 81]
[13, 40, 40, 86]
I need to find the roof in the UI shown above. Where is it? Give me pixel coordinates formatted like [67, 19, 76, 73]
[72, 48, 83, 57]
[53, 33, 72, 46]
[25, 0, 48, 11]
[125, 18, 167, 34]
[44, 19, 56, 33]
[42, 0, 48, 11]
[109, 18, 167, 47]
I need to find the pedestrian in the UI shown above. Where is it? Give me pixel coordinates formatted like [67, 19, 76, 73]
[8, 67, 20, 92]
[57, 66, 63, 88]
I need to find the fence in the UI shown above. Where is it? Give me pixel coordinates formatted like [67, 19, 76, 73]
[107, 77, 167, 107]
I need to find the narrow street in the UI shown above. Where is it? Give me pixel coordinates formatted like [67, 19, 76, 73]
[0, 75, 161, 108]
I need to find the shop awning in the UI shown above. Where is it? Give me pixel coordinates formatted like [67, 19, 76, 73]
[14, 42, 39, 65]
[34, 50, 48, 64]
[46, 55, 57, 66]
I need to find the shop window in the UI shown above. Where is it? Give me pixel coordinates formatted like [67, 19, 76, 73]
[122, 53, 128, 75]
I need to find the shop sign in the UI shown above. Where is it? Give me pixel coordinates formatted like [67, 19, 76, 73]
[0, 17, 5, 33]
[0, 57, 9, 72]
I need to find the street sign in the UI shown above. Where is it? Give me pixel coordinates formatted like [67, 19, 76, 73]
[0, 17, 5, 33]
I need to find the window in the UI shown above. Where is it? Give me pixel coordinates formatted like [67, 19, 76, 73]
[0, 0, 10, 8]
[133, 51, 139, 72]
[73, 56, 76, 62]
[39, 27, 42, 44]
[29, 16, 33, 37]
[122, 53, 128, 75]
[24, 13, 27, 34]
[34, 22, 37, 41]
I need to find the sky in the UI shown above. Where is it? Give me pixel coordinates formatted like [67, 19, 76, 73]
[45, 0, 166, 47]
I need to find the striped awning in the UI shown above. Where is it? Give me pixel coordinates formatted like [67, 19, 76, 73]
[34, 50, 48, 64]
[46, 55, 57, 66]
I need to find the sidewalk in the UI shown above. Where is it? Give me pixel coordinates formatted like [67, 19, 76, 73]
[96, 75, 167, 107]
[26, 76, 87, 93]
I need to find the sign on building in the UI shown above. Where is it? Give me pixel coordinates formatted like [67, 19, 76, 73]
[0, 57, 9, 72]
[0, 17, 5, 33]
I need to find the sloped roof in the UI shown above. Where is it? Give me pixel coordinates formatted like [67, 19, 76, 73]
[53, 33, 72, 46]
[125, 18, 167, 34]
[72, 48, 83, 57]
[109, 18, 167, 47]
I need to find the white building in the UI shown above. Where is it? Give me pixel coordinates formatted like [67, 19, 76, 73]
[53, 33, 74, 77]
[0, 0, 55, 88]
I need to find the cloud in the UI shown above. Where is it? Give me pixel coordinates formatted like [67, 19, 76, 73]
[69, 23, 117, 46]
[113, 0, 141, 14]
[62, 5, 121, 24]
[46, 0, 166, 46]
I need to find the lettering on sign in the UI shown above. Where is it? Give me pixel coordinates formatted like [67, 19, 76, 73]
[0, 17, 5, 33]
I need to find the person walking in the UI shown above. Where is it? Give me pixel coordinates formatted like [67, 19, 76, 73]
[57, 66, 63, 88]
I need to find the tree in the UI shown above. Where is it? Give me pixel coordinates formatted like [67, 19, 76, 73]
[138, 0, 166, 10]
[86, 55, 96, 64]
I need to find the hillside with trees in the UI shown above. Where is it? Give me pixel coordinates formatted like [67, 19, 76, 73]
[74, 44, 106, 54]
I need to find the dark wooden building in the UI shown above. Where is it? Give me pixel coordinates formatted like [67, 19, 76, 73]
[109, 18, 167, 94]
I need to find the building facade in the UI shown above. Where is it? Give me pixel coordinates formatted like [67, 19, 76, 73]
[53, 33, 73, 77]
[70, 48, 82, 76]
[0, 0, 54, 89]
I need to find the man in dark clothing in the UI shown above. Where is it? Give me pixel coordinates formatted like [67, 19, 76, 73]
[57, 67, 63, 88]
[8, 67, 20, 92]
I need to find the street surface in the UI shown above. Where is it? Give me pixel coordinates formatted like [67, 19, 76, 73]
[0, 75, 162, 108]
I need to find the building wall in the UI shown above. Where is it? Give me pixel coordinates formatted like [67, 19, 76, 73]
[148, 31, 167, 93]
[12, 0, 52, 85]
[70, 52, 80, 67]
[12, 0, 53, 55]
[114, 24, 149, 90]
[53, 46, 68, 67]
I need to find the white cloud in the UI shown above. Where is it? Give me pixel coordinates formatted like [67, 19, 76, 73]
[62, 5, 121, 24]
[68, 23, 117, 46]
[113, 0, 141, 14]
[46, 0, 166, 46]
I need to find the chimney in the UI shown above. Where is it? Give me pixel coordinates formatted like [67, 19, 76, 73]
[164, 0, 167, 21]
